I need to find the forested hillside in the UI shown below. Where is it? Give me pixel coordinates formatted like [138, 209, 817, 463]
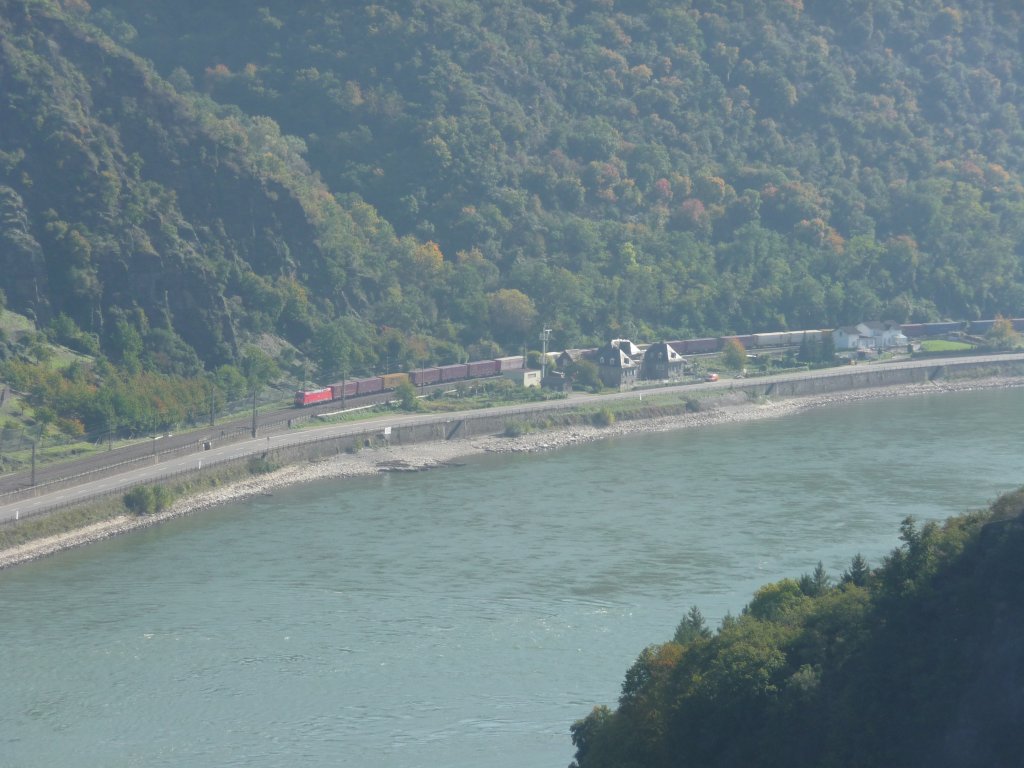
[570, 487, 1024, 768]
[3, 0, 1024, 379]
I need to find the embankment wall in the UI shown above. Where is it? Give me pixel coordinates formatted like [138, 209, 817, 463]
[732, 358, 1024, 399]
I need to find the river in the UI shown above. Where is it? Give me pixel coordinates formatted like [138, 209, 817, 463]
[1, 387, 1022, 767]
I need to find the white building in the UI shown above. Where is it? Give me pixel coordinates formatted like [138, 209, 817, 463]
[832, 321, 909, 351]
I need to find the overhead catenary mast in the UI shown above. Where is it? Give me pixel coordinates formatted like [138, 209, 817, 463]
[539, 328, 552, 381]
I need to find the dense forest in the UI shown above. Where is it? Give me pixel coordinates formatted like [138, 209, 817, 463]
[570, 487, 1024, 768]
[2, 0, 1024, 391]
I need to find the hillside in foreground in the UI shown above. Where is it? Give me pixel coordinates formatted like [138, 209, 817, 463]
[571, 487, 1024, 768]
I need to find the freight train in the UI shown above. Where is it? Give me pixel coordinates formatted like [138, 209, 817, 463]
[294, 356, 525, 406]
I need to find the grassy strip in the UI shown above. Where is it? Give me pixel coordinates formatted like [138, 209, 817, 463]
[0, 462, 254, 551]
[942, 361, 1024, 380]
[500, 390, 740, 435]
[0, 499, 123, 550]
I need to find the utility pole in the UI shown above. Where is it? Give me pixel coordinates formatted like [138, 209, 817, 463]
[251, 388, 258, 438]
[209, 377, 216, 427]
[150, 411, 158, 463]
[539, 328, 552, 381]
[30, 441, 36, 486]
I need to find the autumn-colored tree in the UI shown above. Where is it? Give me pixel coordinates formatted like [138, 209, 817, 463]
[985, 316, 1023, 350]
[722, 337, 746, 370]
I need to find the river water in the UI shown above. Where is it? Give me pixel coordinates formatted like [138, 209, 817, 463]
[2, 387, 1022, 767]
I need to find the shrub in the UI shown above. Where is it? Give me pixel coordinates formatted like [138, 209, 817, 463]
[394, 380, 423, 411]
[150, 484, 174, 512]
[504, 421, 530, 437]
[123, 484, 173, 514]
[591, 407, 616, 427]
[123, 486, 154, 515]
[247, 455, 278, 474]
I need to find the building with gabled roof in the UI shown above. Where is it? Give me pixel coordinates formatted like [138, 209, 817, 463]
[595, 339, 642, 389]
[642, 341, 686, 381]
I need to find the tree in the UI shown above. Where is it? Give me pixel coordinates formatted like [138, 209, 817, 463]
[394, 380, 422, 411]
[569, 706, 613, 768]
[799, 561, 832, 597]
[487, 289, 537, 345]
[842, 553, 871, 587]
[240, 346, 279, 392]
[722, 337, 746, 371]
[820, 332, 835, 362]
[674, 605, 712, 645]
[215, 364, 248, 401]
[311, 322, 352, 382]
[798, 333, 811, 362]
[110, 317, 144, 373]
[564, 359, 601, 391]
[985, 316, 1023, 350]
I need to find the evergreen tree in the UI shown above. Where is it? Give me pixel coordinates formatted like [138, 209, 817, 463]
[842, 553, 871, 587]
[820, 332, 835, 362]
[798, 561, 831, 597]
[673, 605, 712, 645]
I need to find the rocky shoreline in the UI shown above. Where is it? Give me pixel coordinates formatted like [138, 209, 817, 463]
[2, 375, 1022, 570]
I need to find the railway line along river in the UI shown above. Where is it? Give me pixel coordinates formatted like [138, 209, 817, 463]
[1, 385, 1023, 767]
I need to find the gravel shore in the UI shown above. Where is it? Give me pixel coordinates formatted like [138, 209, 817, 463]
[2, 375, 1022, 570]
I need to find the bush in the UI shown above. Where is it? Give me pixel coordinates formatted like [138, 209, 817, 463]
[123, 483, 174, 515]
[151, 484, 174, 512]
[394, 380, 423, 411]
[591, 407, 616, 427]
[504, 421, 531, 437]
[123, 486, 154, 515]
[247, 455, 278, 474]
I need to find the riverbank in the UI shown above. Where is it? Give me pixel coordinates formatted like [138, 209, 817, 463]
[3, 375, 1023, 570]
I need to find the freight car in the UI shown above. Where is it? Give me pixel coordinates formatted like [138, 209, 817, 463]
[669, 337, 720, 355]
[439, 363, 470, 382]
[382, 372, 410, 389]
[331, 380, 357, 400]
[494, 355, 525, 371]
[355, 376, 384, 396]
[468, 360, 499, 378]
[409, 367, 441, 386]
[294, 355, 526, 406]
